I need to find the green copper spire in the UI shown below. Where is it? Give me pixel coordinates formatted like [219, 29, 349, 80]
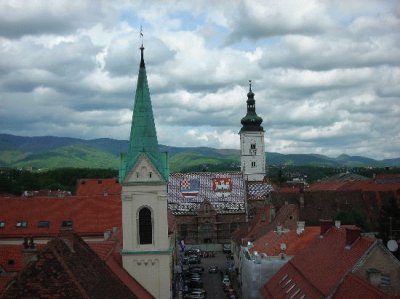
[119, 45, 169, 182]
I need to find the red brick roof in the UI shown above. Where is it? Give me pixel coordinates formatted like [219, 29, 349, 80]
[76, 178, 121, 196]
[249, 226, 320, 256]
[333, 273, 394, 299]
[88, 230, 154, 299]
[0, 196, 121, 238]
[2, 232, 138, 299]
[261, 226, 375, 298]
[308, 180, 400, 192]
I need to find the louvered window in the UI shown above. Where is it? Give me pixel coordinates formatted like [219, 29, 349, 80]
[139, 207, 152, 244]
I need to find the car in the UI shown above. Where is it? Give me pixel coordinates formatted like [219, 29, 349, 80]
[189, 288, 206, 296]
[222, 276, 231, 287]
[208, 265, 218, 273]
[223, 244, 231, 254]
[189, 265, 204, 273]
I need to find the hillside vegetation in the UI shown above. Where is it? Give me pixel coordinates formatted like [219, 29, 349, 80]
[0, 133, 398, 172]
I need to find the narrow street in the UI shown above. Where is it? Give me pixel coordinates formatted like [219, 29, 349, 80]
[178, 251, 241, 299]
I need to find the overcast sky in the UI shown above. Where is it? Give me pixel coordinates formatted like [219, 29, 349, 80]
[0, 0, 399, 159]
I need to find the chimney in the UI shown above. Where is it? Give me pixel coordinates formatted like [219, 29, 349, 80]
[345, 227, 361, 248]
[277, 225, 283, 235]
[22, 236, 38, 265]
[335, 220, 341, 228]
[320, 219, 332, 236]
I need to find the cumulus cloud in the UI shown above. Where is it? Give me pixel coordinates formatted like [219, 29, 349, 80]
[0, 0, 399, 160]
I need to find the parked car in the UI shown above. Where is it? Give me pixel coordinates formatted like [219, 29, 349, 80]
[189, 265, 204, 273]
[222, 276, 231, 287]
[223, 244, 231, 254]
[208, 265, 218, 273]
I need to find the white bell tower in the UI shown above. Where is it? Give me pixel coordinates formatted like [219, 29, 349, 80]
[239, 81, 266, 181]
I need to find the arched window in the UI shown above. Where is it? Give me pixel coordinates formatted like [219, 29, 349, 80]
[138, 207, 152, 244]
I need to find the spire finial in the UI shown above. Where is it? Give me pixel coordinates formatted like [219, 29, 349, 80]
[139, 26, 145, 68]
[140, 25, 144, 47]
[249, 80, 252, 92]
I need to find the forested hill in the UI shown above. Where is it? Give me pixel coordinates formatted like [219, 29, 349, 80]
[0, 134, 398, 171]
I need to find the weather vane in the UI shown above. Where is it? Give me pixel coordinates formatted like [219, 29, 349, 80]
[140, 25, 143, 46]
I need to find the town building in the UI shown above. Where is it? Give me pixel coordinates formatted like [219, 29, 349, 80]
[261, 221, 400, 298]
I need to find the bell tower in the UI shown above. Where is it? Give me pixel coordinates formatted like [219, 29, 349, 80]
[239, 81, 266, 181]
[119, 44, 171, 299]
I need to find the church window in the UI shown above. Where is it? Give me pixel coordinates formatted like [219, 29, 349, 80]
[251, 143, 256, 149]
[138, 207, 152, 244]
[136, 172, 140, 178]
[149, 172, 152, 178]
[251, 161, 256, 167]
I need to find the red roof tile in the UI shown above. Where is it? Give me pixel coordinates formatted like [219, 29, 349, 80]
[76, 178, 121, 196]
[2, 232, 138, 299]
[249, 227, 320, 256]
[262, 226, 376, 298]
[0, 196, 121, 238]
[334, 273, 393, 299]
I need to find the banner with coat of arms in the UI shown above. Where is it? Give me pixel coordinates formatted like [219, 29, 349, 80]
[212, 177, 232, 198]
[180, 179, 200, 199]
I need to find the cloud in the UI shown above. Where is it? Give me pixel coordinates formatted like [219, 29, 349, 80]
[0, 0, 399, 160]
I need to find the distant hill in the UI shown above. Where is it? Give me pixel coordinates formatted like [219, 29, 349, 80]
[0, 134, 398, 171]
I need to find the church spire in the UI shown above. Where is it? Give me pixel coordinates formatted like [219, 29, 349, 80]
[119, 45, 169, 182]
[240, 80, 264, 133]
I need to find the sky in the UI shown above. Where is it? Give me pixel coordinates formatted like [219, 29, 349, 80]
[0, 0, 399, 160]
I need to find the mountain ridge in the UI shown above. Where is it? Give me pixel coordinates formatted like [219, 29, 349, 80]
[0, 133, 398, 171]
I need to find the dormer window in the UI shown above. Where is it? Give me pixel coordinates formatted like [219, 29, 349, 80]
[38, 220, 50, 228]
[61, 220, 73, 228]
[16, 221, 27, 228]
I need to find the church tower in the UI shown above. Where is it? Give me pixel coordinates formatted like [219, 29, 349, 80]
[239, 81, 266, 181]
[119, 45, 171, 299]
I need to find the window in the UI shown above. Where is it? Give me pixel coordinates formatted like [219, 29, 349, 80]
[139, 207, 152, 244]
[251, 161, 256, 167]
[136, 172, 140, 178]
[250, 143, 256, 149]
[61, 220, 73, 228]
[16, 221, 27, 228]
[38, 220, 50, 228]
[0, 221, 5, 228]
[149, 172, 152, 178]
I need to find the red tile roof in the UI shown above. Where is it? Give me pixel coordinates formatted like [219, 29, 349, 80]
[88, 230, 154, 299]
[334, 273, 393, 299]
[261, 226, 376, 298]
[76, 178, 122, 196]
[308, 180, 400, 192]
[1, 232, 138, 299]
[249, 226, 320, 256]
[0, 196, 121, 238]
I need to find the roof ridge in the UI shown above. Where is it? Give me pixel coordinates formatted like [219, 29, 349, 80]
[49, 238, 90, 298]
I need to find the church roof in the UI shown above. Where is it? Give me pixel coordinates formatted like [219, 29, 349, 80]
[119, 46, 168, 183]
[167, 172, 246, 214]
